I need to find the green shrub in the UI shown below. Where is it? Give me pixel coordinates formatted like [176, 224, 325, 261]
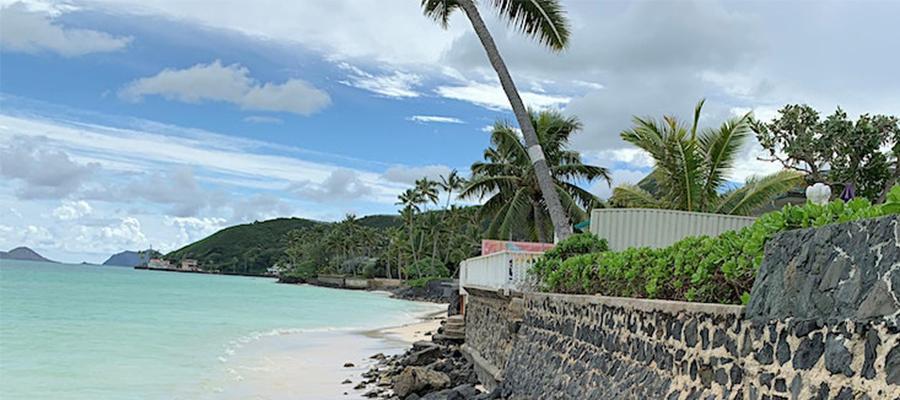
[534, 194, 898, 304]
[531, 233, 607, 283]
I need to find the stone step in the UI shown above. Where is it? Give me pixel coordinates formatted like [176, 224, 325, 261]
[444, 329, 465, 337]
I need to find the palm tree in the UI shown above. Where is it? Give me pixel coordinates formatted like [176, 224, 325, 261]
[439, 170, 466, 210]
[414, 177, 440, 210]
[421, 0, 575, 241]
[610, 100, 803, 215]
[396, 189, 423, 266]
[462, 109, 610, 242]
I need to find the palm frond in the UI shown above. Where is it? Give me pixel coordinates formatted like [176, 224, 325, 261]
[698, 113, 751, 210]
[497, 187, 533, 240]
[421, 0, 460, 29]
[490, 0, 570, 51]
[715, 170, 804, 215]
[609, 185, 663, 209]
[690, 98, 706, 139]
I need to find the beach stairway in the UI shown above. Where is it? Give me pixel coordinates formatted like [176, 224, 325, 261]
[441, 315, 466, 341]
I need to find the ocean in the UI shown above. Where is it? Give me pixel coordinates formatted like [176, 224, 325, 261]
[0, 260, 438, 399]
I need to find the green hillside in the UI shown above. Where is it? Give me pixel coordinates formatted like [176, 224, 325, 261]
[165, 218, 321, 274]
[164, 215, 401, 275]
[356, 214, 402, 229]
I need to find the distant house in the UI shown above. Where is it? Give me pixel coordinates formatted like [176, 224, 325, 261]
[180, 259, 199, 271]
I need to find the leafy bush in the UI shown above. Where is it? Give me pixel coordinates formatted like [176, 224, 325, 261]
[534, 195, 898, 304]
[531, 233, 607, 283]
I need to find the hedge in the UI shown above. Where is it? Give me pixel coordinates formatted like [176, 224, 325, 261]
[533, 187, 900, 305]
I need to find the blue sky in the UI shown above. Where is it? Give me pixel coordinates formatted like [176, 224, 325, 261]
[2, 0, 898, 263]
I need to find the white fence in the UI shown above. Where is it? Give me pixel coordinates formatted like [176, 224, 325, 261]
[459, 250, 544, 292]
[590, 208, 756, 251]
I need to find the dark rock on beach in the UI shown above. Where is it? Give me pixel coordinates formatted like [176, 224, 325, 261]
[354, 319, 486, 399]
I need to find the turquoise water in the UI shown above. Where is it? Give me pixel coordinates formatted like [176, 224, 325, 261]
[0, 261, 436, 399]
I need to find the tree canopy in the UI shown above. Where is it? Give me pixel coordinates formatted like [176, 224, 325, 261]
[752, 104, 899, 201]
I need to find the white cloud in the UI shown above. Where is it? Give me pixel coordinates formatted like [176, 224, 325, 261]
[242, 116, 283, 124]
[163, 216, 226, 250]
[407, 115, 464, 124]
[71, 217, 148, 253]
[0, 114, 405, 202]
[98, 0, 467, 65]
[0, 135, 100, 199]
[383, 164, 452, 185]
[0, 3, 131, 56]
[571, 80, 604, 90]
[0, 224, 54, 249]
[230, 194, 292, 223]
[337, 62, 422, 98]
[52, 200, 93, 220]
[120, 60, 331, 116]
[127, 166, 217, 217]
[288, 169, 374, 202]
[434, 81, 570, 111]
[592, 169, 647, 199]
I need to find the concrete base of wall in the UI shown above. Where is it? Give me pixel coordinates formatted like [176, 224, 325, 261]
[460, 344, 503, 392]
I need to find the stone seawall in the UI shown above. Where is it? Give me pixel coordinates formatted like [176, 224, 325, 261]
[462, 215, 900, 399]
[463, 286, 522, 389]
[496, 293, 899, 399]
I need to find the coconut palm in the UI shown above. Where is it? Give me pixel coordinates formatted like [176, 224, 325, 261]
[439, 170, 466, 209]
[610, 100, 803, 215]
[414, 177, 440, 210]
[421, 0, 575, 241]
[462, 109, 610, 242]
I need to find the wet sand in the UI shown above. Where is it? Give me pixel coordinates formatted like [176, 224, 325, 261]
[214, 304, 446, 399]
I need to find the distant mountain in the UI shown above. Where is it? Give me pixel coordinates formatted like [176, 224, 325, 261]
[103, 249, 162, 267]
[164, 215, 402, 275]
[0, 247, 56, 263]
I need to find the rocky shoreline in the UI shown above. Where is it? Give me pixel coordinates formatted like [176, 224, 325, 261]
[347, 324, 503, 400]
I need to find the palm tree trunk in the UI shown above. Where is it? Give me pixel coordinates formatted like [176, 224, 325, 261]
[533, 202, 547, 243]
[459, 0, 572, 242]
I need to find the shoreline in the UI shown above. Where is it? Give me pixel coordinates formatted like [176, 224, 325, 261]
[211, 296, 448, 400]
[363, 309, 447, 345]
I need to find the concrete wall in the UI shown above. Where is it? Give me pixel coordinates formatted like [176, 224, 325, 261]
[462, 215, 900, 399]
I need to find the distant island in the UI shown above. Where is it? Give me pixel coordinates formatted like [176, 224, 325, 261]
[0, 247, 57, 263]
[103, 250, 162, 267]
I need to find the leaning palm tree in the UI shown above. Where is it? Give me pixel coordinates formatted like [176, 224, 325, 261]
[421, 0, 575, 241]
[610, 100, 803, 215]
[462, 109, 610, 242]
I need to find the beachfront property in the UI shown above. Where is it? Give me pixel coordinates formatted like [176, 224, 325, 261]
[179, 259, 199, 271]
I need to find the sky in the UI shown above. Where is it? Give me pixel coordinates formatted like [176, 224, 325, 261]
[1, 0, 898, 263]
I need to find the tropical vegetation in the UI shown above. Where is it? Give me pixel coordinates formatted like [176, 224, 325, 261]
[533, 186, 900, 304]
[280, 171, 484, 283]
[752, 104, 899, 201]
[610, 100, 804, 216]
[421, 0, 577, 241]
[462, 110, 610, 242]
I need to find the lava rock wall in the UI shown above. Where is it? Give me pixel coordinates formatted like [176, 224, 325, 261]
[463, 216, 900, 399]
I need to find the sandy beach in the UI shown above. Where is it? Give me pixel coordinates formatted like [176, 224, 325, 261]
[212, 302, 447, 400]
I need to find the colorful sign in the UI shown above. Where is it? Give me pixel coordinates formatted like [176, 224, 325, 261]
[481, 239, 555, 255]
